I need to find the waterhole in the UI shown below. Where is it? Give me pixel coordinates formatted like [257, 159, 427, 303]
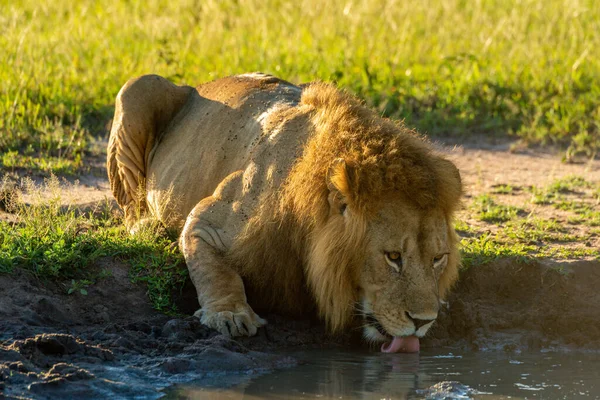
[164, 349, 600, 399]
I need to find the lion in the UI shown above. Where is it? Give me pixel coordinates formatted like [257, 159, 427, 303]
[107, 72, 462, 353]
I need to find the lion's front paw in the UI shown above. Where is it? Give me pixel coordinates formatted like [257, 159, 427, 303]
[194, 304, 267, 337]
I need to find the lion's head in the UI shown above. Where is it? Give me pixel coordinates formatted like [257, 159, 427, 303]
[289, 83, 462, 351]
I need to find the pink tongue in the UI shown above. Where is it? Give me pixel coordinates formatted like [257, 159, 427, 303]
[381, 336, 420, 353]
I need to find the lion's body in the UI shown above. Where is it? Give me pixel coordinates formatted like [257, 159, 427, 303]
[108, 73, 462, 342]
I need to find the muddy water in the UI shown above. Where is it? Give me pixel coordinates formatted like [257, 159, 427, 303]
[164, 349, 600, 399]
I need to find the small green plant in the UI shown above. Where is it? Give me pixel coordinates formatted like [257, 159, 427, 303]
[492, 184, 514, 194]
[460, 232, 534, 269]
[459, 175, 599, 268]
[546, 176, 590, 195]
[67, 279, 91, 295]
[471, 194, 523, 223]
[454, 219, 474, 234]
[1, 151, 82, 175]
[502, 218, 582, 244]
[528, 176, 596, 206]
[528, 185, 557, 205]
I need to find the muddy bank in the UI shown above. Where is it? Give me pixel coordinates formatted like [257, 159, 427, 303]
[427, 259, 600, 351]
[1, 257, 600, 399]
[0, 259, 342, 399]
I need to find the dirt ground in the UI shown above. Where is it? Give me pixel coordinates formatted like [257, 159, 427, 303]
[1, 146, 599, 399]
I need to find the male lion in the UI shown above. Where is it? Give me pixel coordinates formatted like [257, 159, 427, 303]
[107, 73, 462, 353]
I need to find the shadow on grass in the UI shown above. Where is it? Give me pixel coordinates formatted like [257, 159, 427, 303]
[356, 76, 598, 157]
[383, 81, 527, 139]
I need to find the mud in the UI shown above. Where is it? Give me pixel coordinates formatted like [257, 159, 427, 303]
[0, 260, 342, 399]
[427, 259, 600, 351]
[2, 256, 600, 398]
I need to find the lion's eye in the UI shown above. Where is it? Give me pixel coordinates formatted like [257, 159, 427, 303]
[433, 254, 448, 267]
[385, 252, 402, 273]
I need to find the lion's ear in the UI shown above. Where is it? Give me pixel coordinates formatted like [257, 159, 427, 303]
[327, 158, 356, 212]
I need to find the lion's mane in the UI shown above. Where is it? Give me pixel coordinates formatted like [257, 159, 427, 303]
[230, 82, 462, 332]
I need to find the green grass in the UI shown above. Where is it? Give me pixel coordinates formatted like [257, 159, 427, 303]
[525, 175, 600, 226]
[459, 216, 598, 268]
[1, 0, 599, 174]
[561, 203, 600, 226]
[491, 184, 515, 195]
[471, 194, 523, 223]
[1, 150, 82, 175]
[0, 177, 187, 312]
[547, 175, 591, 193]
[460, 232, 535, 269]
[459, 176, 600, 268]
[530, 175, 593, 204]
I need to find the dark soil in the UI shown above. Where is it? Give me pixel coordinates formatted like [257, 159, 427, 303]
[0, 259, 343, 399]
[427, 259, 600, 352]
[2, 256, 600, 399]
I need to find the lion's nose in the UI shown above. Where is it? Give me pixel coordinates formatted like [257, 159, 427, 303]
[405, 312, 436, 330]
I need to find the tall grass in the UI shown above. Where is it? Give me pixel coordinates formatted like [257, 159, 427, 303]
[1, 0, 599, 173]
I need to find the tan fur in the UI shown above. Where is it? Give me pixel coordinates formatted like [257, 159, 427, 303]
[108, 73, 462, 340]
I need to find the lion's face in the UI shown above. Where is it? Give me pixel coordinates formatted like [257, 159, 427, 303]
[306, 158, 460, 340]
[357, 199, 453, 343]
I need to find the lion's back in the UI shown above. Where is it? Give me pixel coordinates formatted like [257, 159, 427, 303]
[145, 74, 307, 229]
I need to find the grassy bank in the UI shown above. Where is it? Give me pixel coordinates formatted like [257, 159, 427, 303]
[1, 0, 599, 174]
[0, 177, 186, 313]
[0, 174, 597, 312]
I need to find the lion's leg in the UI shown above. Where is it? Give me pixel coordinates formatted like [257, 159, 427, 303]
[179, 173, 266, 337]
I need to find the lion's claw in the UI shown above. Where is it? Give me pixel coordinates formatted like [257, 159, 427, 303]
[194, 306, 266, 337]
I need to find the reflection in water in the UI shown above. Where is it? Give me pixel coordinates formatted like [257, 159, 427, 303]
[165, 349, 600, 399]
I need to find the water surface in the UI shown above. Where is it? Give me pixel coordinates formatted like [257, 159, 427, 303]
[165, 349, 600, 399]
